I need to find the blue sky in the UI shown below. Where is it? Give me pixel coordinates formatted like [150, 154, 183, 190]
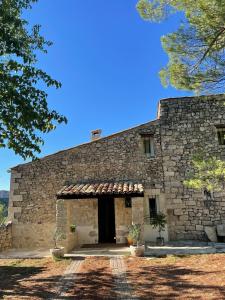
[0, 0, 190, 190]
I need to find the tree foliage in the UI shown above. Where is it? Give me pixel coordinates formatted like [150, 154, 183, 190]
[0, 0, 67, 159]
[149, 212, 166, 237]
[184, 154, 225, 192]
[136, 0, 225, 93]
[128, 224, 141, 245]
[0, 203, 7, 224]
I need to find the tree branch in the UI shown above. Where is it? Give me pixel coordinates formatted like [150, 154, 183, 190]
[191, 27, 225, 73]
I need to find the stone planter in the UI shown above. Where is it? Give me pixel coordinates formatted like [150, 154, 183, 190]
[50, 247, 65, 259]
[130, 245, 145, 257]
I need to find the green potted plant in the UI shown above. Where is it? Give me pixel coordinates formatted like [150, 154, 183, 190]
[150, 212, 167, 246]
[70, 224, 76, 233]
[126, 233, 133, 246]
[50, 229, 66, 259]
[128, 224, 145, 256]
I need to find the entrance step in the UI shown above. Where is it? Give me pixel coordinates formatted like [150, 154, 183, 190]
[65, 246, 130, 257]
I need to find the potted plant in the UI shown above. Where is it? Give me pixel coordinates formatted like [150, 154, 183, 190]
[50, 229, 66, 259]
[150, 212, 167, 246]
[127, 233, 133, 246]
[70, 224, 76, 233]
[128, 224, 145, 256]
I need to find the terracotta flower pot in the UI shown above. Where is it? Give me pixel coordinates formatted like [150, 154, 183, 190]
[130, 245, 145, 257]
[127, 237, 133, 246]
[50, 247, 65, 258]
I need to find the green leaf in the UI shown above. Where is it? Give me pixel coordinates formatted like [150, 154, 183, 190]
[0, 0, 67, 159]
[136, 0, 225, 93]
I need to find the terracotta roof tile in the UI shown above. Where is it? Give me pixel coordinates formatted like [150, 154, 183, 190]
[57, 182, 144, 199]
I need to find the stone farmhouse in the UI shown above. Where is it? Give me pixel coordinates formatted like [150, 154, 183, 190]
[6, 94, 225, 251]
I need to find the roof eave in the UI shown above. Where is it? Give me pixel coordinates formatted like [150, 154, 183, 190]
[56, 192, 144, 199]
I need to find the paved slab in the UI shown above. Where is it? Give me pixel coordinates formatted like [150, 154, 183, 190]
[2, 242, 225, 259]
[0, 248, 50, 259]
[110, 256, 136, 300]
[51, 258, 84, 300]
[0, 246, 130, 259]
[145, 242, 225, 256]
[66, 246, 130, 257]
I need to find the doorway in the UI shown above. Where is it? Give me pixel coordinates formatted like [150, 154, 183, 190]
[98, 197, 116, 243]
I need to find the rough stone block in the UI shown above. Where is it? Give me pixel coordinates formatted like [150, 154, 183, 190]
[179, 215, 188, 221]
[14, 212, 21, 219]
[12, 195, 23, 202]
[11, 172, 22, 179]
[174, 209, 182, 216]
[188, 201, 196, 206]
[196, 225, 204, 231]
[89, 231, 97, 237]
[204, 226, 218, 242]
[8, 207, 21, 216]
[173, 199, 182, 204]
[217, 224, 225, 237]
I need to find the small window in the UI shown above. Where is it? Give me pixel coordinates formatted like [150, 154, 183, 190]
[125, 197, 132, 208]
[203, 189, 213, 208]
[149, 198, 157, 219]
[217, 126, 225, 145]
[142, 135, 155, 157]
[204, 189, 212, 201]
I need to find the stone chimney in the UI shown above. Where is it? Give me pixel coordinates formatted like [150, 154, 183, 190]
[91, 129, 102, 141]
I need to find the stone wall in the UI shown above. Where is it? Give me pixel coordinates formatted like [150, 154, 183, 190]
[9, 119, 164, 248]
[160, 94, 225, 240]
[7, 94, 225, 247]
[143, 189, 168, 242]
[115, 198, 132, 244]
[0, 222, 12, 251]
[67, 199, 98, 246]
[56, 198, 98, 250]
[12, 223, 55, 249]
[55, 199, 79, 252]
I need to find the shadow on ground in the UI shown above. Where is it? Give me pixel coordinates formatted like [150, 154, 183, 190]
[55, 256, 117, 300]
[2, 256, 225, 300]
[0, 264, 62, 299]
[55, 268, 116, 300]
[126, 263, 225, 299]
[0, 257, 115, 300]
